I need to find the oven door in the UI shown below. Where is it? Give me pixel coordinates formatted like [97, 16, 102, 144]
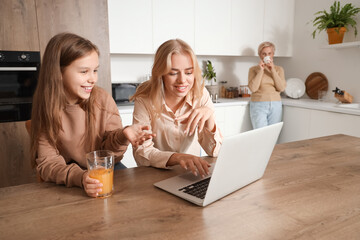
[0, 66, 38, 122]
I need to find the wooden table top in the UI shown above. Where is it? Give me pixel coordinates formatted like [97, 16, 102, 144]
[1, 134, 360, 240]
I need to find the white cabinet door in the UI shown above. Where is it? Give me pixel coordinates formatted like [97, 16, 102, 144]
[309, 110, 360, 139]
[224, 105, 252, 136]
[231, 0, 264, 56]
[195, 0, 232, 55]
[120, 112, 137, 168]
[214, 106, 226, 136]
[279, 106, 360, 144]
[215, 104, 252, 137]
[263, 0, 295, 56]
[153, 0, 195, 50]
[278, 106, 311, 143]
[108, 0, 153, 54]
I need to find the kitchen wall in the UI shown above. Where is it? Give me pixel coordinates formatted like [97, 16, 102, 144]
[111, 0, 360, 102]
[110, 54, 257, 87]
[277, 0, 360, 102]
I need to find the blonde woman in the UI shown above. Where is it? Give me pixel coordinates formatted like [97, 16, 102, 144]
[248, 41, 286, 129]
[30, 33, 154, 197]
[131, 39, 223, 178]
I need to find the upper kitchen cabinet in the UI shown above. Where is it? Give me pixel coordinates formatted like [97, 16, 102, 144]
[231, 0, 264, 56]
[36, 0, 111, 93]
[153, 0, 195, 50]
[108, 0, 295, 56]
[108, 0, 153, 54]
[0, 0, 40, 51]
[195, 0, 232, 55]
[263, 0, 295, 56]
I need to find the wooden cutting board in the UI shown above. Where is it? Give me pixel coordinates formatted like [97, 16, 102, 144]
[305, 72, 329, 99]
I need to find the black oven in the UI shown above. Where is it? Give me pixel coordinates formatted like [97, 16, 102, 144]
[0, 51, 40, 122]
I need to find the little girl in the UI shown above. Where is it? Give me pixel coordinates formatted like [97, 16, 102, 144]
[30, 33, 154, 197]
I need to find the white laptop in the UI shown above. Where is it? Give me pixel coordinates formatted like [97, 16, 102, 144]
[154, 122, 283, 207]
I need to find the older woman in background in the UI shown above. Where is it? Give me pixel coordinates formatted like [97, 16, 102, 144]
[248, 41, 286, 129]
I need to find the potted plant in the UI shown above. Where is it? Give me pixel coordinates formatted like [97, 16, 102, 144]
[311, 1, 360, 44]
[203, 60, 219, 99]
[203, 60, 217, 85]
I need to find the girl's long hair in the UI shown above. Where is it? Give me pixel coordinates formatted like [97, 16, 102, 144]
[130, 39, 204, 119]
[30, 32, 100, 168]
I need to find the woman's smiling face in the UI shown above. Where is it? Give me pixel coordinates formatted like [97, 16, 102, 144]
[163, 53, 194, 105]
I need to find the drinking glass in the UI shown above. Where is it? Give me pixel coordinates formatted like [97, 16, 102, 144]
[86, 150, 114, 198]
[318, 90, 327, 101]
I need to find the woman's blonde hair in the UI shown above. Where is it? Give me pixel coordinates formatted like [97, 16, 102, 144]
[258, 41, 275, 56]
[30, 32, 100, 168]
[131, 39, 204, 118]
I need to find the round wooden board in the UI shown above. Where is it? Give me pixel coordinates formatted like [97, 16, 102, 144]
[305, 72, 329, 99]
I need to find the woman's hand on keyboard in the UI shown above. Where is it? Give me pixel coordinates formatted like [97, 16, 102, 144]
[166, 153, 211, 178]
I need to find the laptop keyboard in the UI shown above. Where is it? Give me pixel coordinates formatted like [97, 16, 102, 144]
[179, 177, 211, 199]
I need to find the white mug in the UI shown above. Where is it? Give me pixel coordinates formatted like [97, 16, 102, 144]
[263, 56, 271, 64]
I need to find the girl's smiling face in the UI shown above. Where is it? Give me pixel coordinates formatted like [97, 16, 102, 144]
[163, 53, 194, 106]
[62, 50, 99, 104]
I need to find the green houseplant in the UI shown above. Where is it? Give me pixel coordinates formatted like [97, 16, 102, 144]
[203, 60, 217, 85]
[203, 60, 218, 99]
[311, 1, 360, 44]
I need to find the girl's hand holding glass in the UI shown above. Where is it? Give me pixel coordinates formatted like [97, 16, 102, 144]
[82, 172, 103, 198]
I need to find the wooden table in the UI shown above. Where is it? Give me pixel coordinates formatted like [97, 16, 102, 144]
[1, 134, 360, 240]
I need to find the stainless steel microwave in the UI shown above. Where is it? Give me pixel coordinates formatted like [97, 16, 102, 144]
[112, 83, 139, 105]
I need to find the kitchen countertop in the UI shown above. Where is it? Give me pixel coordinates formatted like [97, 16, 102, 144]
[117, 97, 360, 116]
[281, 97, 360, 116]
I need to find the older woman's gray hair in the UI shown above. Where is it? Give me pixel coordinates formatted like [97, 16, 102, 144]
[258, 41, 275, 56]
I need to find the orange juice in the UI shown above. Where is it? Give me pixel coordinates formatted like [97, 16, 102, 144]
[89, 168, 114, 198]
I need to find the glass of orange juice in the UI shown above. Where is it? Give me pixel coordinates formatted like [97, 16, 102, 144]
[86, 150, 114, 198]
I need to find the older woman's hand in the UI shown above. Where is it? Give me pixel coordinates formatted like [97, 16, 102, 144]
[259, 60, 266, 70]
[176, 106, 215, 136]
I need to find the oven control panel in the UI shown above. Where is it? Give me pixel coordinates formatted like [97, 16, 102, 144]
[0, 51, 40, 64]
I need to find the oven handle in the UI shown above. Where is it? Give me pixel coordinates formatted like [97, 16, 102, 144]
[0, 67, 37, 71]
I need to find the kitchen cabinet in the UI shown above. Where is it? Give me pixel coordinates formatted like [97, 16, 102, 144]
[0, 0, 40, 51]
[194, 0, 232, 55]
[278, 106, 310, 143]
[153, 0, 195, 50]
[278, 105, 360, 143]
[231, 0, 264, 56]
[108, 0, 294, 56]
[109, 0, 194, 53]
[263, 0, 295, 56]
[108, 0, 153, 54]
[308, 110, 360, 139]
[214, 104, 252, 137]
[119, 112, 137, 168]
